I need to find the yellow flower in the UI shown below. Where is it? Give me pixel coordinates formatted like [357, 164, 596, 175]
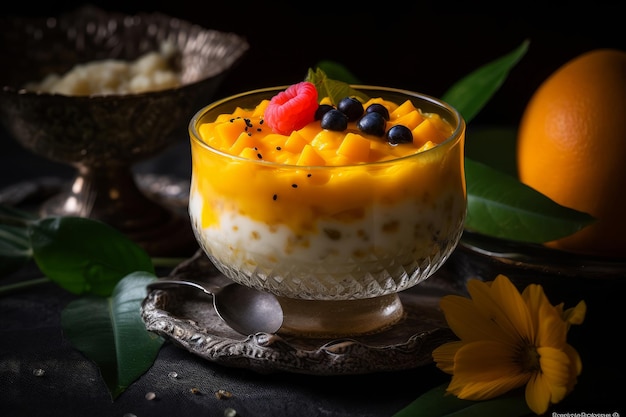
[432, 274, 586, 415]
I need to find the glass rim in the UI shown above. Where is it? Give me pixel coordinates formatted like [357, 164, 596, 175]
[189, 84, 466, 168]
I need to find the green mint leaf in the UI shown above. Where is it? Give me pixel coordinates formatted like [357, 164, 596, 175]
[61, 272, 163, 399]
[305, 67, 369, 105]
[443, 39, 530, 123]
[28, 216, 155, 296]
[465, 157, 595, 243]
[314, 60, 362, 84]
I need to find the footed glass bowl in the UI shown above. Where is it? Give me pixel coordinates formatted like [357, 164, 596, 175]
[0, 6, 249, 256]
[188, 86, 466, 336]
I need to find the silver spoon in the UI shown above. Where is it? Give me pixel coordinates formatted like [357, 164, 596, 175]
[147, 279, 283, 335]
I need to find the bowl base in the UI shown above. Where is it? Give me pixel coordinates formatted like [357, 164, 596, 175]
[142, 250, 459, 374]
[276, 293, 405, 338]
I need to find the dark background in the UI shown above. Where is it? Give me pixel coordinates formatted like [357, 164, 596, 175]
[3, 1, 625, 129]
[2, 1, 625, 188]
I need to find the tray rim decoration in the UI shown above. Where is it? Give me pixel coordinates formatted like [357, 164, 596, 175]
[458, 230, 626, 280]
[141, 251, 459, 375]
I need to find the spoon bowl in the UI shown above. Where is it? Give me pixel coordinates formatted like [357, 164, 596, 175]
[147, 279, 283, 335]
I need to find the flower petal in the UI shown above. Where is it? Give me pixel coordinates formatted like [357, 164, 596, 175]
[537, 346, 573, 403]
[468, 275, 534, 344]
[433, 273, 587, 413]
[432, 340, 463, 374]
[564, 300, 586, 326]
[439, 295, 510, 343]
[454, 340, 521, 380]
[521, 283, 547, 333]
[446, 340, 529, 400]
[536, 304, 567, 349]
[449, 373, 530, 401]
[525, 372, 551, 415]
[564, 343, 583, 378]
[563, 344, 583, 392]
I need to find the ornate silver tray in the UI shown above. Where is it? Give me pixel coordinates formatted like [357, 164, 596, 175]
[141, 251, 458, 375]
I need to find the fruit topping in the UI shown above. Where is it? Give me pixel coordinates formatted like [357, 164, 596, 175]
[356, 112, 386, 137]
[337, 97, 364, 121]
[321, 109, 349, 131]
[365, 103, 390, 120]
[265, 81, 318, 135]
[314, 104, 334, 120]
[386, 125, 413, 145]
[266, 78, 423, 148]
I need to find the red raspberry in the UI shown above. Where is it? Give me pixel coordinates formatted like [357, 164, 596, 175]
[264, 82, 318, 135]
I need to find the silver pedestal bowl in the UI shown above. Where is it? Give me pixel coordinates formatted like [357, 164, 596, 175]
[0, 6, 249, 256]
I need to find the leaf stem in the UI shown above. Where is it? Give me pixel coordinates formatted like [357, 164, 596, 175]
[0, 276, 51, 295]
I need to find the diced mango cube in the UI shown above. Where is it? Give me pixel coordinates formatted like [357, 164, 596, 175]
[298, 123, 321, 142]
[229, 132, 258, 155]
[215, 118, 248, 148]
[428, 113, 454, 136]
[393, 110, 425, 130]
[412, 119, 447, 147]
[311, 130, 343, 151]
[297, 144, 326, 166]
[391, 100, 417, 119]
[284, 131, 308, 153]
[215, 113, 235, 123]
[239, 146, 263, 160]
[231, 106, 251, 117]
[253, 100, 270, 117]
[337, 133, 370, 162]
[262, 134, 287, 157]
[198, 123, 216, 143]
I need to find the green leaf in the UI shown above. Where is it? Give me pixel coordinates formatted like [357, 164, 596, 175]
[61, 272, 163, 399]
[28, 216, 155, 296]
[306, 67, 369, 105]
[443, 39, 529, 123]
[393, 383, 533, 417]
[465, 158, 595, 243]
[62, 296, 118, 384]
[314, 60, 362, 84]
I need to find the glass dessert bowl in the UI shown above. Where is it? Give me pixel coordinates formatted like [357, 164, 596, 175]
[188, 84, 466, 337]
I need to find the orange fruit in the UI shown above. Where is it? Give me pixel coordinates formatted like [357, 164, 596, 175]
[517, 48, 626, 258]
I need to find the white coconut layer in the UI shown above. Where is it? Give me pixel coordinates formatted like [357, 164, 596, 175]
[189, 189, 465, 299]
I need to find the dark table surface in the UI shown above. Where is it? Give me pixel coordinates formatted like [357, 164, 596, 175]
[2, 3, 626, 416]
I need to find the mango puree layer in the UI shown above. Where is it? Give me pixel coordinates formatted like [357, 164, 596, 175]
[191, 96, 463, 236]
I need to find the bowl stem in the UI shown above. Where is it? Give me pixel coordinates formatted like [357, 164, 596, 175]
[40, 163, 197, 257]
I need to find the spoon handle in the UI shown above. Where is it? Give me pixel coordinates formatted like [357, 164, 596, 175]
[147, 279, 218, 296]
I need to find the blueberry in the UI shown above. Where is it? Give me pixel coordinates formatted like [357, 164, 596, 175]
[365, 103, 390, 120]
[337, 97, 364, 122]
[321, 109, 349, 131]
[356, 112, 386, 137]
[386, 125, 413, 145]
[315, 104, 334, 120]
